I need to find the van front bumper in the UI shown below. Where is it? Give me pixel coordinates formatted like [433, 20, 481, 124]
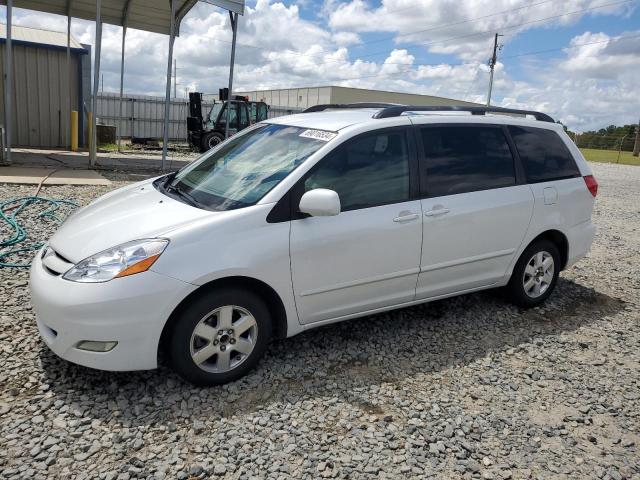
[29, 251, 197, 371]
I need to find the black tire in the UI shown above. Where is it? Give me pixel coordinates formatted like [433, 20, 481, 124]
[201, 132, 224, 152]
[506, 240, 561, 308]
[169, 288, 272, 386]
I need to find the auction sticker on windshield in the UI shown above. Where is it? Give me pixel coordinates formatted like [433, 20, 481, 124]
[299, 129, 337, 142]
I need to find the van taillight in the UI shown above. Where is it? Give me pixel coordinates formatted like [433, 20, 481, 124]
[583, 175, 598, 197]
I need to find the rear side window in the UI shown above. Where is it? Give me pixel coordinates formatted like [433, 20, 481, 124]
[420, 126, 516, 197]
[508, 126, 580, 183]
[304, 130, 410, 211]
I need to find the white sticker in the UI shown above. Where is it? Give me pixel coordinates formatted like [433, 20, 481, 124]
[299, 129, 337, 142]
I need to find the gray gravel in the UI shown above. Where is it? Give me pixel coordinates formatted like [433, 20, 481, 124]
[1, 163, 639, 479]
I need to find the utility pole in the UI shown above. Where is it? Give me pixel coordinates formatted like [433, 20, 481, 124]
[487, 33, 503, 106]
[633, 119, 640, 157]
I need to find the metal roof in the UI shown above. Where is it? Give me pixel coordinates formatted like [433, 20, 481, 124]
[0, 23, 85, 50]
[0, 0, 199, 36]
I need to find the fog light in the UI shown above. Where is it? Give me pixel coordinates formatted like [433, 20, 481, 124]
[76, 340, 118, 352]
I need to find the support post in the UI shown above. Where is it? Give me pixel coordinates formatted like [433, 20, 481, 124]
[3, 0, 13, 164]
[161, 0, 176, 171]
[66, 13, 72, 149]
[225, 12, 238, 140]
[633, 119, 640, 157]
[617, 133, 629, 164]
[117, 22, 128, 152]
[90, 0, 103, 167]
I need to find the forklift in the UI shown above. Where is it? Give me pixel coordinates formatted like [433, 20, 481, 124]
[187, 89, 269, 153]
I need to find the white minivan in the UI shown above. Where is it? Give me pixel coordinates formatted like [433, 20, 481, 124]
[30, 105, 598, 385]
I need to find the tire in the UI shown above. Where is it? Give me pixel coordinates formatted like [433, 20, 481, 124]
[202, 132, 224, 152]
[169, 288, 272, 386]
[506, 240, 561, 308]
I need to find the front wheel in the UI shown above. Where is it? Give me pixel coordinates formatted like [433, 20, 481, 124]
[169, 288, 272, 386]
[202, 132, 224, 152]
[506, 240, 560, 308]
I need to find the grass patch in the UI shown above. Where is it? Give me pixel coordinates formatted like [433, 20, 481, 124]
[98, 143, 118, 152]
[580, 148, 640, 166]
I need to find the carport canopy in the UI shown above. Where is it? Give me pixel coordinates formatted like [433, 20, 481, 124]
[1, 0, 204, 168]
[2, 0, 244, 168]
[0, 0, 197, 35]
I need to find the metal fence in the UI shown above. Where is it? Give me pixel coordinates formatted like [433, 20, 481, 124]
[96, 93, 191, 141]
[95, 93, 303, 142]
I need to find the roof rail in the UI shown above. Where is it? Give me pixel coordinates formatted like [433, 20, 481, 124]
[372, 105, 555, 123]
[303, 102, 402, 113]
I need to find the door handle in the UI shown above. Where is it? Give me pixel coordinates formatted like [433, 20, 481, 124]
[424, 207, 450, 217]
[393, 212, 420, 223]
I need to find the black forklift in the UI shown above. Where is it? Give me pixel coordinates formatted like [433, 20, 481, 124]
[187, 88, 269, 153]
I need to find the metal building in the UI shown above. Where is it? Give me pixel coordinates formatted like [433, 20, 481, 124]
[239, 85, 481, 111]
[0, 24, 90, 148]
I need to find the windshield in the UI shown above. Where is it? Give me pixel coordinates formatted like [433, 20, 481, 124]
[167, 123, 331, 210]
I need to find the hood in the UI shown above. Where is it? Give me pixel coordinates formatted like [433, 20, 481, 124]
[49, 179, 216, 263]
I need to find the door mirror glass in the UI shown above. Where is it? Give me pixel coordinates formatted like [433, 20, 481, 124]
[299, 189, 341, 217]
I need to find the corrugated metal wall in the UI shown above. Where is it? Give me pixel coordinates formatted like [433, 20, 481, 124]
[242, 87, 332, 110]
[239, 86, 480, 108]
[0, 43, 79, 148]
[96, 93, 192, 141]
[95, 94, 298, 141]
[329, 86, 480, 106]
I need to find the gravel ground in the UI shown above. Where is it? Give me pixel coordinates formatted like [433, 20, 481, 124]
[0, 163, 638, 480]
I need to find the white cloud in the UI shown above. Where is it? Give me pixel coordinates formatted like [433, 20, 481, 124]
[332, 31, 361, 46]
[327, 0, 636, 60]
[560, 30, 640, 78]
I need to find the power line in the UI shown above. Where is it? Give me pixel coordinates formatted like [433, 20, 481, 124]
[256, 32, 640, 88]
[350, 0, 558, 48]
[304, 0, 637, 68]
[202, 0, 636, 66]
[500, 33, 640, 60]
[200, 32, 640, 89]
[395, 32, 640, 67]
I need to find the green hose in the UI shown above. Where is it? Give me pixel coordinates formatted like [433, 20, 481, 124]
[0, 197, 78, 268]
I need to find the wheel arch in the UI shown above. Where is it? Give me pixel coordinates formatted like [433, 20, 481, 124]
[525, 229, 569, 270]
[158, 275, 289, 362]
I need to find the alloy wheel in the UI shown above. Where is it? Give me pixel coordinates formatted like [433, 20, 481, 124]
[189, 305, 258, 373]
[522, 251, 554, 298]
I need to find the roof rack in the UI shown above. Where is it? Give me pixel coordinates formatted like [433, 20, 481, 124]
[303, 102, 401, 113]
[372, 105, 555, 123]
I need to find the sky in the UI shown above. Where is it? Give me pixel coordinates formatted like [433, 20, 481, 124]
[2, 0, 639, 132]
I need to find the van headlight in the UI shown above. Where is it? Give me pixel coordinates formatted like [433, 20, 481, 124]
[63, 239, 169, 283]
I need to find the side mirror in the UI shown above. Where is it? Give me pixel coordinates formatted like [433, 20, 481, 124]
[299, 189, 341, 217]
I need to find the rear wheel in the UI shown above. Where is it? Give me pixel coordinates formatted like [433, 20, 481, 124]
[169, 288, 271, 386]
[506, 240, 560, 308]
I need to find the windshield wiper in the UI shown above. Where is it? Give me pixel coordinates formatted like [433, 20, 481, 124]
[164, 180, 201, 208]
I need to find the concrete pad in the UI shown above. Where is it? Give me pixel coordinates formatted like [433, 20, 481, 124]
[0, 167, 111, 186]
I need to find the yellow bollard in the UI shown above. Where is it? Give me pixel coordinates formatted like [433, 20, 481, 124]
[70, 111, 78, 152]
